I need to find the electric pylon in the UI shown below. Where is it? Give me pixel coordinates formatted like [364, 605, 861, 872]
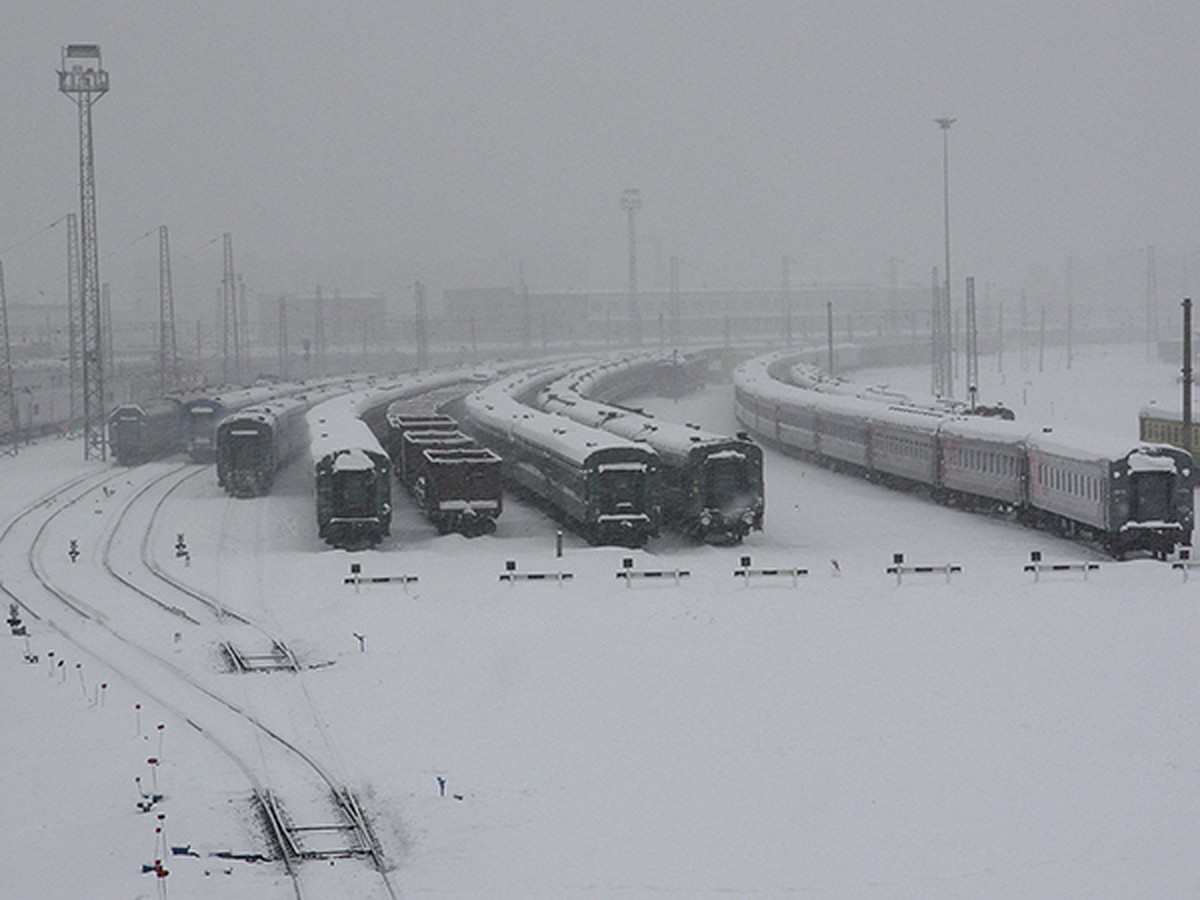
[58, 44, 109, 460]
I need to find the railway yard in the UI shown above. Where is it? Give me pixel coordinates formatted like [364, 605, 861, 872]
[3, 343, 1200, 897]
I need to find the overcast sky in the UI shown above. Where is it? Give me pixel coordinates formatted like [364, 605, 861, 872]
[3, 1, 1199, 316]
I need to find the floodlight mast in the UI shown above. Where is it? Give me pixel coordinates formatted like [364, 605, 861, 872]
[935, 116, 955, 399]
[58, 44, 109, 460]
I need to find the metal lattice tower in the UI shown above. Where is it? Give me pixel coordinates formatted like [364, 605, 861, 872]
[59, 44, 109, 460]
[65, 212, 81, 426]
[158, 226, 179, 393]
[621, 188, 642, 346]
[221, 232, 237, 384]
[0, 263, 19, 455]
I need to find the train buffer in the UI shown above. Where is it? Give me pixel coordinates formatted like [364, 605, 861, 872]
[1023, 551, 1099, 582]
[344, 563, 418, 592]
[616, 558, 690, 586]
[733, 556, 808, 587]
[1170, 548, 1200, 581]
[499, 560, 573, 585]
[886, 554, 961, 585]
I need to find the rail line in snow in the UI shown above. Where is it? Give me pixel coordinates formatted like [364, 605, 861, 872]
[1, 462, 397, 898]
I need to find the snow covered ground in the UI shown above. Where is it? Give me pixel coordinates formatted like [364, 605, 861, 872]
[2, 342, 1198, 898]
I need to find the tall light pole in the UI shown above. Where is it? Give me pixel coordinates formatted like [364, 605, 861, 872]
[59, 44, 109, 459]
[621, 188, 642, 346]
[935, 116, 956, 398]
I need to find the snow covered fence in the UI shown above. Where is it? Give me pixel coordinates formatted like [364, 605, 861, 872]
[1023, 551, 1100, 582]
[886, 553, 961, 586]
[500, 559, 573, 585]
[615, 557, 690, 586]
[733, 555, 809, 587]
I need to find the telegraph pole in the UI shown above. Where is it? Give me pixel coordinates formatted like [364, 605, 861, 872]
[1183, 298, 1193, 463]
[278, 296, 288, 379]
[781, 256, 794, 346]
[1146, 246, 1159, 361]
[158, 225, 179, 393]
[930, 267, 944, 396]
[414, 281, 429, 369]
[314, 284, 326, 375]
[965, 276, 979, 410]
[1065, 256, 1074, 369]
[221, 233, 237, 384]
[58, 44, 109, 460]
[0, 263, 18, 456]
[102, 283, 113, 381]
[669, 256, 681, 346]
[826, 301, 835, 376]
[621, 188, 642, 346]
[518, 260, 531, 354]
[238, 276, 249, 376]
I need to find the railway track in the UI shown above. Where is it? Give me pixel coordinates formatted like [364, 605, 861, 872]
[0, 463, 398, 898]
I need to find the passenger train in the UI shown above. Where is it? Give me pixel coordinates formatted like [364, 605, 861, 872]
[461, 365, 662, 547]
[537, 353, 764, 544]
[734, 350, 1193, 558]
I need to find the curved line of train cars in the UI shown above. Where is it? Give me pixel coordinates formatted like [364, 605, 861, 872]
[537, 353, 764, 544]
[734, 349, 1194, 558]
[107, 378, 351, 466]
[461, 365, 662, 547]
[384, 396, 503, 536]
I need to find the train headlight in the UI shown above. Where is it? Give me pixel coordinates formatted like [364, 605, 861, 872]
[699, 511, 713, 527]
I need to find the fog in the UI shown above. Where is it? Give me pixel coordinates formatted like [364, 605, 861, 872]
[3, 2, 1200, 324]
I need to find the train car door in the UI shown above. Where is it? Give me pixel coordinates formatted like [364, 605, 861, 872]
[1129, 468, 1173, 522]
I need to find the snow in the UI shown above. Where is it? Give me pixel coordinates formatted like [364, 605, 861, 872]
[2, 343, 1199, 898]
